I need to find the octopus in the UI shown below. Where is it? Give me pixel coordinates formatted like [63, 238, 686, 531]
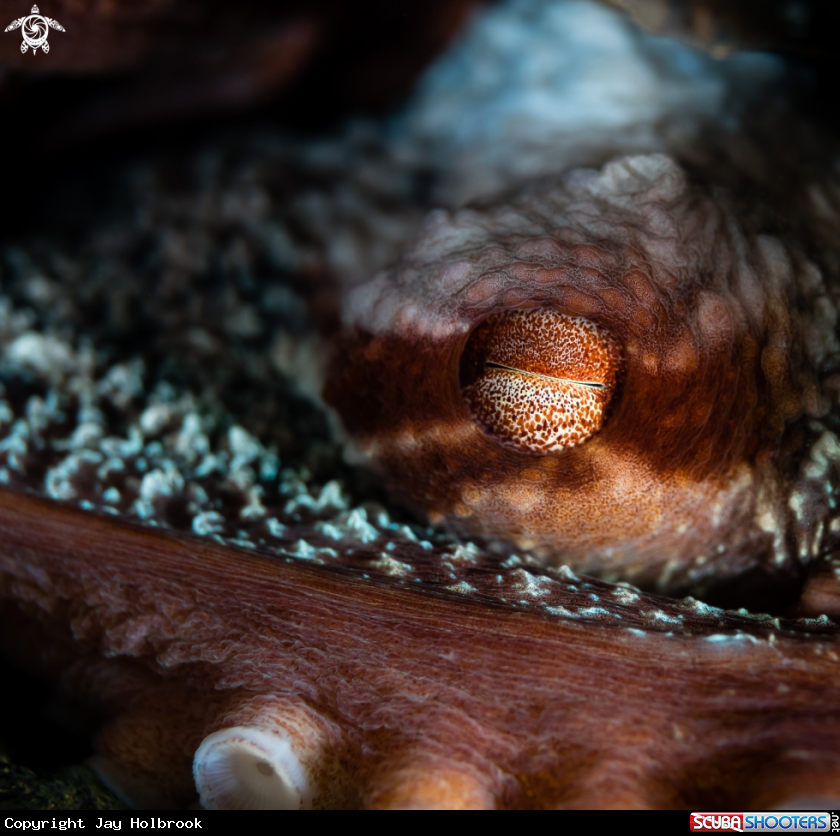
[2, 0, 840, 810]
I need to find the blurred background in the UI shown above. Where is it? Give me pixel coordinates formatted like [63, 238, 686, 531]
[0, 0, 484, 238]
[0, 0, 839, 233]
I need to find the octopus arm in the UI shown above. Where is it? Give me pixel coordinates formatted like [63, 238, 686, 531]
[2, 488, 840, 809]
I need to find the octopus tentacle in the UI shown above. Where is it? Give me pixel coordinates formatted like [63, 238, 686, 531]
[2, 488, 840, 808]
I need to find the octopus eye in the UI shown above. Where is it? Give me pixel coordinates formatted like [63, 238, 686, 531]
[459, 309, 623, 454]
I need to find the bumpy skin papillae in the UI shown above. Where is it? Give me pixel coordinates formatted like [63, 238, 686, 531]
[327, 154, 840, 592]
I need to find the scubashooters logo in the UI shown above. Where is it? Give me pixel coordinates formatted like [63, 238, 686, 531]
[4, 5, 64, 54]
[690, 813, 835, 833]
[692, 815, 746, 832]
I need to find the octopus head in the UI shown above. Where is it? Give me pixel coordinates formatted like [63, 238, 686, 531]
[326, 154, 823, 594]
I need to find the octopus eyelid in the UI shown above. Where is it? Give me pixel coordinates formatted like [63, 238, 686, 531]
[484, 361, 607, 389]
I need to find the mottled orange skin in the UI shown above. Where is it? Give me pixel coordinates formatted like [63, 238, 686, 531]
[461, 309, 623, 454]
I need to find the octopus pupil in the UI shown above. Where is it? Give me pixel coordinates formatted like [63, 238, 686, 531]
[484, 361, 606, 389]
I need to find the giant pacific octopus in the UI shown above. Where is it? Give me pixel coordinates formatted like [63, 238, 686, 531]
[3, 0, 840, 810]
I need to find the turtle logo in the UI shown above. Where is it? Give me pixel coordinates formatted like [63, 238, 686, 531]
[4, 5, 64, 54]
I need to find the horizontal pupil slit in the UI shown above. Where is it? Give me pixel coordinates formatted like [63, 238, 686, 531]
[484, 361, 606, 389]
